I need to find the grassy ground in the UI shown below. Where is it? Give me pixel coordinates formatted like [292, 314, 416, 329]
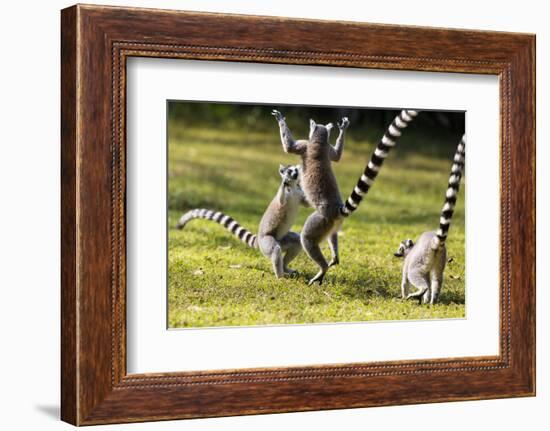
[168, 124, 465, 328]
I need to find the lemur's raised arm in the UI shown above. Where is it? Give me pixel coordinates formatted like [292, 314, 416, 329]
[329, 117, 349, 162]
[272, 110, 307, 155]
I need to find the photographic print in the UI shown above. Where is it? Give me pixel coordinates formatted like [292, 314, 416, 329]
[168, 102, 466, 328]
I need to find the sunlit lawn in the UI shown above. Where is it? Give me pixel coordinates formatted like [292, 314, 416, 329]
[168, 124, 465, 328]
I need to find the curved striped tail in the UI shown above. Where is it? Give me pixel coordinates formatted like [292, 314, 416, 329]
[432, 135, 466, 250]
[340, 109, 419, 217]
[176, 208, 258, 248]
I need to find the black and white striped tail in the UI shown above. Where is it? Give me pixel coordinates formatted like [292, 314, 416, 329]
[340, 109, 419, 217]
[176, 208, 258, 248]
[432, 135, 466, 250]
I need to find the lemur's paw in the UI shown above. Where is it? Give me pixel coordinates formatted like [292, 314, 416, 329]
[307, 273, 325, 286]
[405, 294, 424, 305]
[284, 268, 299, 277]
[338, 117, 350, 130]
[271, 110, 285, 122]
[405, 294, 417, 302]
[328, 257, 339, 268]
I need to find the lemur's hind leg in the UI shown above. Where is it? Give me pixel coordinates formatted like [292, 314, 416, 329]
[280, 231, 302, 275]
[401, 271, 410, 299]
[258, 235, 284, 279]
[429, 248, 446, 304]
[327, 232, 339, 267]
[406, 271, 431, 305]
[301, 211, 334, 285]
[422, 289, 431, 305]
[429, 275, 443, 305]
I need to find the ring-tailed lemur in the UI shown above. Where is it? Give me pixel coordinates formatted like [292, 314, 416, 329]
[272, 109, 418, 285]
[176, 164, 307, 278]
[394, 135, 466, 304]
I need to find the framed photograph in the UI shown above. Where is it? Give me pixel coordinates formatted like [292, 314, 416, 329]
[61, 4, 535, 425]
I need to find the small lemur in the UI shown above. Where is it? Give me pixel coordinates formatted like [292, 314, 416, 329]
[176, 164, 307, 278]
[394, 135, 466, 304]
[272, 109, 419, 285]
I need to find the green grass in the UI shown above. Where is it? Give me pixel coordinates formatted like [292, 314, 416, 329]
[168, 125, 465, 328]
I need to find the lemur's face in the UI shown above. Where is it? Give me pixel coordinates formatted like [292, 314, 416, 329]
[394, 239, 414, 257]
[279, 164, 300, 187]
[309, 119, 333, 142]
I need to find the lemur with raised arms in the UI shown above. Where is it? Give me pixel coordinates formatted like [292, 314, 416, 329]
[272, 109, 419, 285]
[394, 135, 466, 304]
[176, 164, 307, 278]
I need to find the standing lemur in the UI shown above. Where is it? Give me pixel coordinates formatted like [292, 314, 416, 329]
[176, 164, 308, 278]
[272, 109, 419, 285]
[394, 135, 466, 304]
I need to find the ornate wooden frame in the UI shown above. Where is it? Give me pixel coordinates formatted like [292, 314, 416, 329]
[61, 4, 535, 425]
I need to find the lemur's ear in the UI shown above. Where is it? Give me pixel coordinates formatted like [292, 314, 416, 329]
[326, 123, 334, 131]
[309, 119, 316, 130]
[394, 244, 404, 257]
[405, 239, 414, 247]
[279, 164, 285, 175]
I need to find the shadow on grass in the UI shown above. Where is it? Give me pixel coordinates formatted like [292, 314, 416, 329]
[437, 287, 466, 305]
[324, 272, 396, 303]
[327, 269, 465, 306]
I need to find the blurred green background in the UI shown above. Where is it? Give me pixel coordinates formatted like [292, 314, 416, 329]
[167, 102, 465, 328]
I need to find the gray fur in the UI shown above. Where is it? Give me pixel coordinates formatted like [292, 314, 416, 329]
[273, 109, 419, 285]
[394, 232, 447, 304]
[176, 165, 307, 278]
[394, 135, 465, 304]
[272, 110, 349, 285]
[257, 164, 308, 277]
